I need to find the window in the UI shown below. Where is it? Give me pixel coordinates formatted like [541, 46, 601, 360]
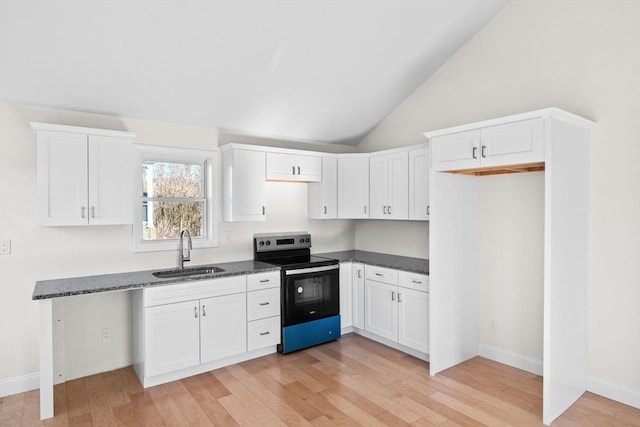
[134, 145, 217, 252]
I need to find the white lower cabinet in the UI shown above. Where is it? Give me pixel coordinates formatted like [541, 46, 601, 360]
[133, 272, 281, 388]
[363, 265, 429, 357]
[339, 263, 353, 330]
[397, 287, 430, 354]
[351, 263, 365, 329]
[365, 280, 398, 341]
[200, 293, 247, 363]
[246, 271, 281, 352]
[144, 300, 201, 377]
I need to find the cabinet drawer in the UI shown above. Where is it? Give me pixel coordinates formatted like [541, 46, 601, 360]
[247, 316, 281, 351]
[399, 271, 429, 292]
[247, 288, 281, 321]
[365, 265, 398, 285]
[144, 275, 246, 307]
[247, 271, 281, 291]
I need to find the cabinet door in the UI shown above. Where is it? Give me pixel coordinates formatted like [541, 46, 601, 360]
[337, 156, 369, 219]
[431, 130, 480, 172]
[386, 151, 409, 220]
[144, 301, 200, 377]
[409, 148, 430, 221]
[296, 155, 322, 182]
[308, 156, 337, 219]
[480, 118, 544, 168]
[223, 149, 266, 221]
[398, 288, 429, 354]
[36, 131, 88, 225]
[88, 135, 133, 225]
[364, 280, 397, 341]
[339, 263, 353, 329]
[368, 156, 387, 219]
[200, 293, 247, 364]
[352, 264, 365, 329]
[266, 152, 296, 181]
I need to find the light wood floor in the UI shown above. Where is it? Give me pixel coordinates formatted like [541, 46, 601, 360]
[1, 334, 638, 426]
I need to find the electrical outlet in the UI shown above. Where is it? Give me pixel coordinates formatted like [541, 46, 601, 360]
[0, 240, 11, 255]
[490, 320, 497, 332]
[224, 231, 231, 242]
[102, 328, 111, 343]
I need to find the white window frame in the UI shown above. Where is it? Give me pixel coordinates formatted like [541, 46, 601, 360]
[133, 144, 218, 252]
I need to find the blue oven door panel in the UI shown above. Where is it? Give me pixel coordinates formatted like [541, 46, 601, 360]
[279, 315, 341, 354]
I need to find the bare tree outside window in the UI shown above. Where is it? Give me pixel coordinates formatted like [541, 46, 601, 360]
[142, 160, 206, 240]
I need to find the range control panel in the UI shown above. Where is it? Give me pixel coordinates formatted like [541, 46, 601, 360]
[254, 232, 311, 252]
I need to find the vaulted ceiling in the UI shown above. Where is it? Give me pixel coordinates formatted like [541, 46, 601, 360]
[0, 1, 506, 145]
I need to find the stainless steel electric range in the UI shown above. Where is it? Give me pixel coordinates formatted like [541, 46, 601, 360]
[253, 232, 340, 353]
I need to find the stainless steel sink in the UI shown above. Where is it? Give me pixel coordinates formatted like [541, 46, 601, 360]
[152, 266, 225, 279]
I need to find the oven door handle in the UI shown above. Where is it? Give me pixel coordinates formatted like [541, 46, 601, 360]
[285, 264, 339, 275]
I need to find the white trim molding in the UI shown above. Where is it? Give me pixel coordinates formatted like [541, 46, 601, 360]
[478, 344, 543, 376]
[0, 372, 40, 398]
[479, 344, 640, 409]
[587, 376, 640, 409]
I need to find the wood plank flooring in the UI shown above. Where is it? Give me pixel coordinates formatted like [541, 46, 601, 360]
[1, 334, 638, 426]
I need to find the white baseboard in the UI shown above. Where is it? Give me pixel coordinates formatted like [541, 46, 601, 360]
[478, 344, 640, 409]
[587, 376, 640, 409]
[478, 344, 543, 376]
[0, 373, 40, 397]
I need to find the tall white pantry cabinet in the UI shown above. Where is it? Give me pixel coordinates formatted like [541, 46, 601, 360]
[424, 108, 594, 426]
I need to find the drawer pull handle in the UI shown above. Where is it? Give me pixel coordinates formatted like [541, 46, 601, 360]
[259, 331, 270, 336]
[398, 292, 403, 303]
[392, 291, 396, 301]
[412, 280, 422, 284]
[194, 307, 198, 318]
[259, 279, 270, 283]
[259, 302, 270, 306]
[375, 273, 383, 276]
[202, 305, 206, 316]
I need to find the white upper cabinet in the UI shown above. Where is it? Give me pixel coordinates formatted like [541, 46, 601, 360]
[408, 147, 430, 220]
[337, 154, 369, 219]
[266, 152, 321, 182]
[32, 123, 134, 226]
[308, 156, 337, 219]
[431, 118, 543, 172]
[222, 147, 266, 222]
[369, 151, 408, 220]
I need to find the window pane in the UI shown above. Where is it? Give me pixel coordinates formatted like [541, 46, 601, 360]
[142, 161, 202, 197]
[142, 201, 204, 240]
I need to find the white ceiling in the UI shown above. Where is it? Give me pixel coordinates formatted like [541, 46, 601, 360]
[0, 1, 506, 145]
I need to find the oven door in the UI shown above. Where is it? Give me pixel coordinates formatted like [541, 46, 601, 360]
[283, 264, 339, 326]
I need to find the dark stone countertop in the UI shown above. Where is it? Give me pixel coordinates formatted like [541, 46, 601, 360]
[32, 260, 280, 300]
[314, 250, 428, 275]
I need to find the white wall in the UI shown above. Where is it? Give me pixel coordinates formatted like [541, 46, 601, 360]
[356, 1, 640, 399]
[0, 102, 355, 385]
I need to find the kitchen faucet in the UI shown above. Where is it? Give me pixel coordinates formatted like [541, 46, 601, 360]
[178, 228, 192, 270]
